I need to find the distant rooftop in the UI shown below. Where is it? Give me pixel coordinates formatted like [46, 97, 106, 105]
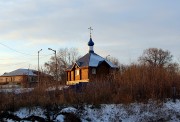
[0, 69, 37, 77]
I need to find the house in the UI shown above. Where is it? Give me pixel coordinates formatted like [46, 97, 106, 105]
[66, 34, 117, 85]
[0, 69, 38, 86]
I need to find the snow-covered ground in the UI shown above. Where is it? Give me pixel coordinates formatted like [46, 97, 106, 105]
[0, 85, 69, 94]
[0, 84, 34, 94]
[46, 85, 69, 91]
[81, 101, 180, 122]
[1, 100, 180, 122]
[0, 87, 34, 94]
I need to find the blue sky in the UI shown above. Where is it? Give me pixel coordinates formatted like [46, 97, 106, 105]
[0, 0, 180, 74]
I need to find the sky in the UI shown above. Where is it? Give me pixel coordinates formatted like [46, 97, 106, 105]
[0, 0, 180, 75]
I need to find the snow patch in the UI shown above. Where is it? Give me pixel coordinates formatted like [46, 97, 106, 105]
[0, 88, 34, 94]
[14, 107, 46, 119]
[2, 100, 180, 122]
[46, 85, 69, 91]
[56, 115, 65, 122]
[61, 107, 77, 113]
[164, 100, 180, 113]
[81, 101, 180, 122]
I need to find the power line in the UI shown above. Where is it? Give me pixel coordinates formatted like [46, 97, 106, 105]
[0, 42, 37, 56]
[0, 42, 53, 57]
[0, 62, 28, 66]
[0, 55, 53, 63]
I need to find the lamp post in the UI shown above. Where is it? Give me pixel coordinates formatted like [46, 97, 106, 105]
[48, 48, 58, 81]
[38, 49, 42, 83]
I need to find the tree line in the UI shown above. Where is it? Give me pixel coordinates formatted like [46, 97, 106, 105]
[43, 47, 179, 83]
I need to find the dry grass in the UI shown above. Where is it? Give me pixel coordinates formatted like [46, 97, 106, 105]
[0, 64, 180, 111]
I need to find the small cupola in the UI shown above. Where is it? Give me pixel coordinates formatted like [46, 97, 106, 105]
[88, 37, 94, 53]
[88, 27, 94, 53]
[88, 38, 94, 46]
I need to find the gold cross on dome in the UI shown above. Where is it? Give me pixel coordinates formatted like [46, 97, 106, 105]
[88, 27, 93, 38]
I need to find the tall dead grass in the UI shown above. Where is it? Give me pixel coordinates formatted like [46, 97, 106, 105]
[0, 64, 180, 111]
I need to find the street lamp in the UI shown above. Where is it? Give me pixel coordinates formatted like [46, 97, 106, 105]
[48, 48, 58, 81]
[38, 49, 42, 83]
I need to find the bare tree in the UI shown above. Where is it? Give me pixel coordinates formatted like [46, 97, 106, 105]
[106, 56, 120, 67]
[138, 48, 173, 67]
[44, 48, 80, 83]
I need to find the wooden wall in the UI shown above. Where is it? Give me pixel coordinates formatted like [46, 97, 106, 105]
[89, 61, 110, 81]
[71, 71, 75, 81]
[66, 62, 113, 83]
[67, 72, 71, 81]
[0, 75, 37, 85]
[66, 67, 89, 81]
[0, 76, 23, 83]
[75, 68, 80, 80]
[81, 68, 88, 80]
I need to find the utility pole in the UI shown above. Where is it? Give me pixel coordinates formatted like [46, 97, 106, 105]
[38, 49, 42, 83]
[48, 48, 58, 81]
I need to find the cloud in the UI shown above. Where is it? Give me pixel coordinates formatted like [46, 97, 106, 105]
[0, 0, 180, 74]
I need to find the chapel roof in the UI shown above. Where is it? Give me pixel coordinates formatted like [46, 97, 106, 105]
[67, 52, 117, 70]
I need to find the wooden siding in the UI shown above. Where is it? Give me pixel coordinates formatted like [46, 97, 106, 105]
[75, 69, 80, 80]
[0, 75, 37, 84]
[14, 76, 24, 83]
[97, 61, 110, 76]
[67, 79, 89, 85]
[89, 61, 110, 81]
[66, 61, 115, 85]
[81, 68, 88, 80]
[67, 72, 71, 81]
[71, 71, 75, 81]
[67, 67, 89, 81]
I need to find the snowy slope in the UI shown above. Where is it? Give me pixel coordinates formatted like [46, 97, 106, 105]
[2, 100, 180, 122]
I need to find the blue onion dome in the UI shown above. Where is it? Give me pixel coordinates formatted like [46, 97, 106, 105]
[88, 38, 94, 46]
